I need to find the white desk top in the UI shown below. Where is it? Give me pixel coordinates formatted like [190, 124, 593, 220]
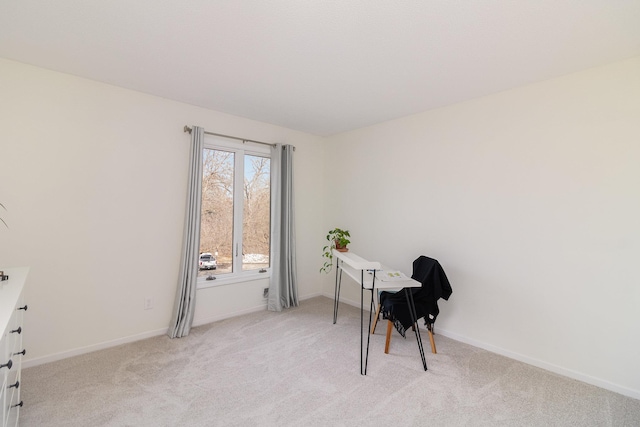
[332, 250, 381, 271]
[332, 250, 420, 290]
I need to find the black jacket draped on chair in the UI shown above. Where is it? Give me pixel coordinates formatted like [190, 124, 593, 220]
[380, 256, 452, 337]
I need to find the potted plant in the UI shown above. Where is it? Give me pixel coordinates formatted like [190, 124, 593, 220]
[320, 228, 351, 273]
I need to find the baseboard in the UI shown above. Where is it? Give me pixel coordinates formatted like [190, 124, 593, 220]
[24, 294, 326, 369]
[192, 303, 267, 327]
[322, 291, 639, 400]
[320, 291, 374, 313]
[435, 328, 640, 400]
[22, 327, 169, 369]
[26, 293, 636, 400]
[193, 292, 322, 326]
[300, 292, 323, 300]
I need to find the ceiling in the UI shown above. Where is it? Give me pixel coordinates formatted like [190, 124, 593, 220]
[1, 1, 640, 136]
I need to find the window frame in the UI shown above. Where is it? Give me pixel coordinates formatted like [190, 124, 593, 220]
[197, 135, 272, 289]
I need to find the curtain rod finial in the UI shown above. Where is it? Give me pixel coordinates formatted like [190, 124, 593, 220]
[183, 125, 192, 134]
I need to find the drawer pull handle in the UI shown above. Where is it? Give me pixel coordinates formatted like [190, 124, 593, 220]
[10, 327, 22, 334]
[0, 360, 12, 370]
[8, 380, 19, 389]
[11, 401, 23, 409]
[13, 349, 26, 357]
[18, 305, 28, 311]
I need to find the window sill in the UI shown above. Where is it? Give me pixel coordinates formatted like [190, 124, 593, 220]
[196, 270, 270, 290]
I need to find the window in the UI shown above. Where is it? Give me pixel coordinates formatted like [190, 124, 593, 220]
[198, 136, 271, 285]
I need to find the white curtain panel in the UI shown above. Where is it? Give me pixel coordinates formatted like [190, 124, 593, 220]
[268, 144, 299, 311]
[168, 126, 203, 338]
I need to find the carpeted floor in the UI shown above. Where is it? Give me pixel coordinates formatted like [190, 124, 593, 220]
[20, 296, 640, 426]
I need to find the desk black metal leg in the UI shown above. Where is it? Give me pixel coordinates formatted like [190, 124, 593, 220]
[364, 284, 376, 375]
[333, 264, 342, 324]
[360, 272, 377, 376]
[405, 289, 427, 371]
[360, 277, 364, 375]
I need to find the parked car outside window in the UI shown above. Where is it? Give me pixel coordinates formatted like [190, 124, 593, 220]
[199, 253, 217, 270]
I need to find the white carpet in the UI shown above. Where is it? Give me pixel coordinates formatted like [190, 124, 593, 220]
[20, 296, 640, 426]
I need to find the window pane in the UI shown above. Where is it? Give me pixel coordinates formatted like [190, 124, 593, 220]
[242, 155, 270, 271]
[200, 149, 234, 277]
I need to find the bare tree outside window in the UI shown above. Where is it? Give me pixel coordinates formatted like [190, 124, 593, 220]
[243, 155, 270, 271]
[198, 148, 270, 278]
[200, 149, 234, 276]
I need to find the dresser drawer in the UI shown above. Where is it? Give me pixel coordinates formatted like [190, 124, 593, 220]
[5, 370, 22, 427]
[0, 267, 28, 427]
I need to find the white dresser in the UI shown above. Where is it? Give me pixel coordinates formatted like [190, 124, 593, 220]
[0, 268, 28, 427]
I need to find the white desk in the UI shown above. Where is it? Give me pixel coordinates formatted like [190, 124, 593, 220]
[332, 250, 427, 374]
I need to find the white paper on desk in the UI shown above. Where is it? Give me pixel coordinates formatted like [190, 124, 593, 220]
[375, 270, 408, 281]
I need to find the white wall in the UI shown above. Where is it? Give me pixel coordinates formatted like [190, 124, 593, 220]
[0, 59, 326, 364]
[2, 54, 639, 399]
[325, 56, 640, 398]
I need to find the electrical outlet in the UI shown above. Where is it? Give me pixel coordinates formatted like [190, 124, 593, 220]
[144, 297, 154, 310]
[263, 288, 269, 298]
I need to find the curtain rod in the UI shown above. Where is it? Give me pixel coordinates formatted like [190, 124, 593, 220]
[184, 125, 284, 149]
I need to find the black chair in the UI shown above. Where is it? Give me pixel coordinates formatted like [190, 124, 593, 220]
[371, 256, 452, 355]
